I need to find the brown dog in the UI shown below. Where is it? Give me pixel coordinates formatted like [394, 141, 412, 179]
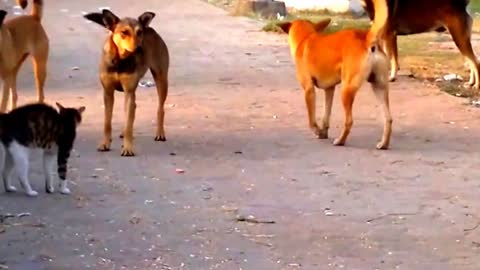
[0, 0, 49, 112]
[84, 9, 169, 156]
[362, 0, 479, 88]
[278, 0, 393, 149]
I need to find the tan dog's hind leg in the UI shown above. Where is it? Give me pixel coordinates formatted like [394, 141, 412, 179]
[302, 79, 322, 138]
[32, 49, 48, 104]
[0, 76, 12, 113]
[97, 86, 115, 152]
[319, 87, 335, 139]
[333, 86, 358, 146]
[446, 14, 479, 89]
[152, 69, 168, 141]
[121, 91, 136, 157]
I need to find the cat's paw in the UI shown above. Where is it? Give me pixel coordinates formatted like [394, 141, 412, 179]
[46, 185, 55, 194]
[60, 186, 71, 195]
[6, 185, 17, 192]
[26, 190, 39, 197]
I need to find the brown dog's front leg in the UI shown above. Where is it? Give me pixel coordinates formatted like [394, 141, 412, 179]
[97, 88, 114, 152]
[153, 72, 168, 141]
[121, 91, 136, 157]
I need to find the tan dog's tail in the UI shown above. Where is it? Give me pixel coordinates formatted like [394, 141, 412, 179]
[16, 0, 43, 20]
[366, 0, 388, 48]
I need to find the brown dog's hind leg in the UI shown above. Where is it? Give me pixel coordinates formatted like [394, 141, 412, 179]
[302, 79, 322, 138]
[97, 86, 115, 152]
[445, 13, 479, 89]
[319, 87, 335, 139]
[333, 86, 358, 146]
[121, 91, 136, 157]
[151, 69, 168, 142]
[32, 48, 48, 104]
[383, 32, 399, 82]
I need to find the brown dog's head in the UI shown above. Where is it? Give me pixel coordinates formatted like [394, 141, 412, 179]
[277, 18, 331, 35]
[277, 19, 331, 56]
[84, 9, 155, 58]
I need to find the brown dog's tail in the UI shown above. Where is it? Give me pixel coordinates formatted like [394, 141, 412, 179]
[16, 0, 43, 20]
[366, 0, 389, 49]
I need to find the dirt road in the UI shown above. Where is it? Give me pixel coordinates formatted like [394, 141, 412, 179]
[1, 0, 480, 269]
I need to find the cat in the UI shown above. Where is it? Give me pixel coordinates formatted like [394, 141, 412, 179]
[0, 102, 85, 197]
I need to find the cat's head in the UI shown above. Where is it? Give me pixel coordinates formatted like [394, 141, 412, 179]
[56, 102, 86, 126]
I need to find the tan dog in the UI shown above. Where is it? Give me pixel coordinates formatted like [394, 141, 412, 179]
[0, 0, 49, 112]
[84, 9, 169, 156]
[362, 0, 479, 88]
[278, 0, 393, 149]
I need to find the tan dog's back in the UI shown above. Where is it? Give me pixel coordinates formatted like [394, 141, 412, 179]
[4, 16, 48, 56]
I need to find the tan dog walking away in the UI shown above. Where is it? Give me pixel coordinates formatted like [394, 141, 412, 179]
[0, 0, 49, 112]
[278, 0, 393, 149]
[84, 9, 169, 157]
[362, 0, 479, 88]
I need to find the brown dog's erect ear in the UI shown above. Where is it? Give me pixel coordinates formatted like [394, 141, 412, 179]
[138, 12, 155, 27]
[84, 9, 120, 30]
[314, 18, 332, 32]
[84, 12, 106, 27]
[101, 9, 120, 30]
[0, 10, 7, 27]
[277, 22, 292, 34]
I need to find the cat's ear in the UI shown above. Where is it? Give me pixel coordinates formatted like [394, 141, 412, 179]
[55, 102, 65, 111]
[78, 106, 86, 114]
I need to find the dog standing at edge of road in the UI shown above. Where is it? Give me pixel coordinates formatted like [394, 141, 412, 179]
[0, 0, 49, 112]
[83, 9, 169, 157]
[361, 0, 480, 89]
[277, 0, 393, 149]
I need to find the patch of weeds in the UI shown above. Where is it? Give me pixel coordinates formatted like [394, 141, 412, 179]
[436, 81, 479, 100]
[262, 15, 370, 34]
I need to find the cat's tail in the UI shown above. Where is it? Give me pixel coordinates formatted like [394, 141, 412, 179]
[16, 0, 43, 21]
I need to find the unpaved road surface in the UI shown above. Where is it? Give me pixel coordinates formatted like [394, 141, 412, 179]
[1, 0, 480, 269]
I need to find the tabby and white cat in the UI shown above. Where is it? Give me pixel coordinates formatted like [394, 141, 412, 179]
[0, 102, 85, 197]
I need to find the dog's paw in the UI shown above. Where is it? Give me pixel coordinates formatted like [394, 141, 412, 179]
[376, 141, 389, 150]
[6, 185, 17, 192]
[317, 129, 328, 139]
[154, 135, 166, 141]
[463, 81, 478, 89]
[333, 138, 345, 146]
[26, 190, 39, 197]
[97, 142, 111, 152]
[121, 146, 135, 157]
